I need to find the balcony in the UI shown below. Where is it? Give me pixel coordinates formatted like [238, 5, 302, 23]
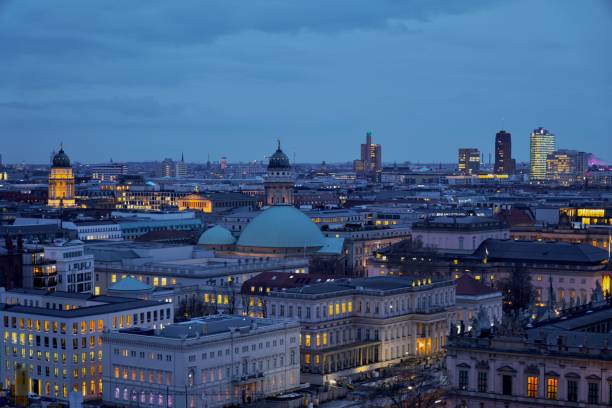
[231, 373, 265, 384]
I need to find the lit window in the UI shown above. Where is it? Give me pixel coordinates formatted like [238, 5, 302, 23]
[546, 378, 558, 400]
[527, 376, 538, 398]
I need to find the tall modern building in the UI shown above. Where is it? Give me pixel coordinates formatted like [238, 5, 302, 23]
[48, 146, 76, 208]
[264, 141, 294, 206]
[529, 127, 555, 181]
[494, 130, 515, 174]
[354, 131, 382, 181]
[175, 153, 187, 178]
[160, 158, 174, 177]
[458, 148, 480, 175]
[546, 149, 589, 185]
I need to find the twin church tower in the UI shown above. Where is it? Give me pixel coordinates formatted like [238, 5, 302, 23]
[47, 142, 296, 209]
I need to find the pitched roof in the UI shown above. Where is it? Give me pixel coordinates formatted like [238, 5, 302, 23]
[474, 239, 608, 265]
[455, 275, 499, 297]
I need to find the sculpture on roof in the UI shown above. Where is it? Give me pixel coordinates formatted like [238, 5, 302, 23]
[496, 311, 526, 338]
[592, 280, 606, 307]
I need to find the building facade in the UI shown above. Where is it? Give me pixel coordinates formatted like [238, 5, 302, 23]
[529, 127, 556, 181]
[266, 276, 456, 385]
[101, 315, 300, 408]
[48, 147, 76, 208]
[42, 240, 94, 294]
[494, 130, 514, 175]
[0, 288, 172, 402]
[447, 302, 612, 407]
[458, 148, 481, 175]
[354, 132, 382, 181]
[264, 142, 294, 206]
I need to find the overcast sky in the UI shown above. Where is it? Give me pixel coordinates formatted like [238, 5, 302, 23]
[1, 0, 611, 164]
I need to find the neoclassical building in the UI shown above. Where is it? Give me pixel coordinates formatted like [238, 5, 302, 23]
[264, 142, 294, 206]
[265, 275, 456, 385]
[447, 296, 612, 407]
[48, 146, 76, 208]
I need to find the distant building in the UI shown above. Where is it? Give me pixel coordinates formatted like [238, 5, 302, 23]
[530, 127, 555, 181]
[546, 149, 589, 185]
[458, 148, 480, 175]
[264, 142, 294, 206]
[48, 146, 76, 208]
[101, 315, 300, 408]
[160, 158, 174, 178]
[41, 240, 94, 293]
[175, 153, 187, 178]
[494, 130, 515, 174]
[354, 131, 382, 181]
[90, 163, 127, 182]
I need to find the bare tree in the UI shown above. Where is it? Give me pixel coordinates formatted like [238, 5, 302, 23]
[360, 364, 446, 408]
[497, 265, 534, 314]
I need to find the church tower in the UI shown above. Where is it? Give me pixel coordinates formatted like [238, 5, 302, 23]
[264, 141, 294, 206]
[48, 145, 76, 208]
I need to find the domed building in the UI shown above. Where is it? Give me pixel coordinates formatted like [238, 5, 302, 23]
[236, 205, 325, 255]
[108, 276, 154, 299]
[264, 141, 294, 206]
[197, 225, 236, 250]
[48, 145, 76, 208]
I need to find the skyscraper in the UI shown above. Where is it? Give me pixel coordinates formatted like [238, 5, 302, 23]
[494, 130, 514, 174]
[354, 131, 382, 181]
[48, 145, 76, 208]
[546, 149, 589, 185]
[458, 148, 480, 175]
[530, 127, 556, 181]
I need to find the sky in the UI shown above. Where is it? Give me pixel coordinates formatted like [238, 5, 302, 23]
[1, 0, 611, 165]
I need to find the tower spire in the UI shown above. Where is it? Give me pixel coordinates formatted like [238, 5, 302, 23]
[277, 139, 281, 150]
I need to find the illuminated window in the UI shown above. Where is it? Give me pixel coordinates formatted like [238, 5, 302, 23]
[335, 303, 340, 315]
[161, 278, 167, 286]
[153, 277, 159, 286]
[322, 333, 327, 345]
[341, 303, 346, 314]
[328, 304, 333, 317]
[527, 376, 538, 398]
[316, 335, 320, 347]
[546, 378, 558, 400]
[111, 274, 117, 283]
[304, 354, 311, 364]
[347, 302, 353, 313]
[305, 335, 311, 347]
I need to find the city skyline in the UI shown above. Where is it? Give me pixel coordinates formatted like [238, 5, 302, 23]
[1, 0, 611, 164]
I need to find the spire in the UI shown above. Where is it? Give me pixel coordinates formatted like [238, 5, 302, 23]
[181, 152, 184, 162]
[277, 139, 281, 151]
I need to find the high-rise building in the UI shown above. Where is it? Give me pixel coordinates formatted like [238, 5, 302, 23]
[530, 127, 556, 181]
[354, 131, 382, 181]
[458, 148, 480, 175]
[494, 130, 515, 174]
[160, 158, 174, 177]
[546, 149, 589, 185]
[175, 153, 187, 178]
[264, 141, 294, 206]
[48, 146, 76, 208]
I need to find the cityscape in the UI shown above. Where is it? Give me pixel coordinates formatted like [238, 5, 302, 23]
[1, 2, 612, 408]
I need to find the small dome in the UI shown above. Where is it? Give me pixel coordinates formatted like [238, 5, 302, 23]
[237, 206, 324, 249]
[268, 141, 290, 170]
[52, 147, 71, 168]
[108, 277, 153, 293]
[198, 226, 236, 246]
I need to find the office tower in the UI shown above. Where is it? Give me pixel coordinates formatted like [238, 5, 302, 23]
[175, 153, 187, 178]
[48, 145, 76, 208]
[353, 131, 382, 181]
[530, 127, 555, 181]
[264, 141, 294, 205]
[458, 148, 480, 175]
[161, 158, 174, 177]
[90, 163, 128, 181]
[494, 130, 515, 174]
[546, 149, 589, 185]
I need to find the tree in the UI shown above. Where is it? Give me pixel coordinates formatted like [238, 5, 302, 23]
[497, 265, 534, 314]
[359, 363, 446, 408]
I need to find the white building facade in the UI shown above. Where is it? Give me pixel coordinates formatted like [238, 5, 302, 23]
[102, 315, 300, 408]
[0, 288, 173, 402]
[42, 240, 95, 293]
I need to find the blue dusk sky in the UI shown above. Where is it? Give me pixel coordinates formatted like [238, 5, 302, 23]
[1, 0, 611, 164]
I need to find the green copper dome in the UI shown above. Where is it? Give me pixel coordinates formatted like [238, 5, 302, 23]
[198, 225, 236, 246]
[237, 205, 324, 249]
[109, 277, 153, 292]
